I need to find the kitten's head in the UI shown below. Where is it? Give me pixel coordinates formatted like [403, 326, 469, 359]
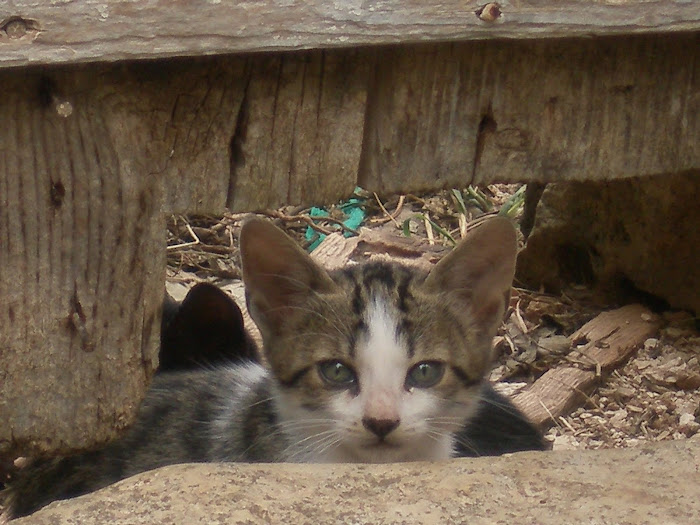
[159, 283, 258, 372]
[240, 218, 517, 463]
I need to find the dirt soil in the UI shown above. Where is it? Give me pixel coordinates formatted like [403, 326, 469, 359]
[165, 184, 700, 452]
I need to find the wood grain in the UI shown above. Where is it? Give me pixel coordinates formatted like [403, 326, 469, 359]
[227, 50, 368, 212]
[1, 1, 698, 69]
[0, 36, 695, 217]
[0, 69, 165, 455]
[360, 34, 699, 193]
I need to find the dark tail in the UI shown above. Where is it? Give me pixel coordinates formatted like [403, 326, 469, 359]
[2, 449, 122, 519]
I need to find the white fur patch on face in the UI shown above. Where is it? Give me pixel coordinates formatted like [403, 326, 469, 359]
[356, 295, 407, 422]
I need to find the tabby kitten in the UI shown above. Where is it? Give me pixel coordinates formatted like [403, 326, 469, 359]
[3, 217, 542, 518]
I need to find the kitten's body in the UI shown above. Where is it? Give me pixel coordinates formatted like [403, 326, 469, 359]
[3, 218, 546, 519]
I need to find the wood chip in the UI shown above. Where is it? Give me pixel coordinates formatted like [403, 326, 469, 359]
[311, 232, 360, 270]
[513, 304, 661, 427]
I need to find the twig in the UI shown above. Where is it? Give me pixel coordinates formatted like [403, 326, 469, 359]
[405, 194, 428, 206]
[372, 193, 403, 227]
[257, 210, 334, 235]
[514, 300, 529, 334]
[424, 213, 435, 245]
[559, 416, 577, 433]
[539, 399, 560, 428]
[167, 222, 201, 251]
[318, 216, 359, 236]
[259, 209, 359, 236]
[503, 333, 517, 355]
[196, 244, 234, 255]
[465, 211, 499, 230]
[458, 213, 468, 239]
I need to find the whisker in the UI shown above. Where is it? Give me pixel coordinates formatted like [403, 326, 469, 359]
[311, 435, 344, 458]
[240, 396, 276, 410]
[450, 434, 482, 457]
[283, 431, 341, 462]
[473, 393, 523, 418]
[234, 418, 337, 460]
[274, 419, 337, 431]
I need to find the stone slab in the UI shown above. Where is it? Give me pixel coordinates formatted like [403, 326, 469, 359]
[13, 439, 700, 524]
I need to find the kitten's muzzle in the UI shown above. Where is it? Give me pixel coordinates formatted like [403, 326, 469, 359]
[362, 417, 400, 439]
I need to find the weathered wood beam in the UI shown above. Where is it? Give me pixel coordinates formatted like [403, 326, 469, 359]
[1, 34, 697, 215]
[360, 35, 700, 193]
[1, 1, 699, 69]
[0, 69, 164, 455]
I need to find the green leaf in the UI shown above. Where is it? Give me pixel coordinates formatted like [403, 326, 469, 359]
[499, 185, 526, 218]
[451, 189, 468, 215]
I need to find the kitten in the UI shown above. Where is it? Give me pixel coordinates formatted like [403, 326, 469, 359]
[3, 217, 544, 519]
[157, 283, 542, 459]
[159, 282, 258, 371]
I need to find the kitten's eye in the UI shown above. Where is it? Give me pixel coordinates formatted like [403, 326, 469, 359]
[406, 361, 445, 389]
[317, 360, 356, 387]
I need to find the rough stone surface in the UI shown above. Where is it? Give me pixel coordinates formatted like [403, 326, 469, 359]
[517, 173, 700, 314]
[13, 440, 700, 524]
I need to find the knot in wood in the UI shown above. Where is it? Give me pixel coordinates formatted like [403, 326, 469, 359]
[1, 16, 40, 40]
[2, 17, 27, 39]
[476, 3, 502, 23]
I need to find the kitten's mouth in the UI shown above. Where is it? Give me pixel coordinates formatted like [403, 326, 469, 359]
[366, 439, 401, 449]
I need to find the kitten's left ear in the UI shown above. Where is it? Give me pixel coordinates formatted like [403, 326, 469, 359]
[240, 218, 338, 339]
[424, 217, 517, 335]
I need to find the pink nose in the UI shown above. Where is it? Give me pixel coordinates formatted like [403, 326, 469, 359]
[362, 417, 400, 439]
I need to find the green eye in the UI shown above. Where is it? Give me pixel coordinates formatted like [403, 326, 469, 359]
[317, 360, 356, 387]
[406, 361, 445, 389]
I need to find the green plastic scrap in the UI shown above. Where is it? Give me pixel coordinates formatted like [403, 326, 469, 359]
[304, 188, 366, 252]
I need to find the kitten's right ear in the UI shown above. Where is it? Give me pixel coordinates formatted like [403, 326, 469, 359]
[240, 218, 337, 337]
[424, 216, 517, 337]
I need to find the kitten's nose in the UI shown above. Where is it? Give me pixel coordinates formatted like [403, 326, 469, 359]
[362, 417, 400, 439]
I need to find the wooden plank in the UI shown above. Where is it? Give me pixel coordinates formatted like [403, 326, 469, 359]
[512, 304, 661, 427]
[227, 50, 368, 212]
[5, 35, 689, 215]
[0, 36, 694, 217]
[360, 34, 699, 193]
[0, 34, 700, 217]
[311, 233, 361, 270]
[0, 70, 164, 455]
[569, 305, 662, 370]
[1, 1, 698, 69]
